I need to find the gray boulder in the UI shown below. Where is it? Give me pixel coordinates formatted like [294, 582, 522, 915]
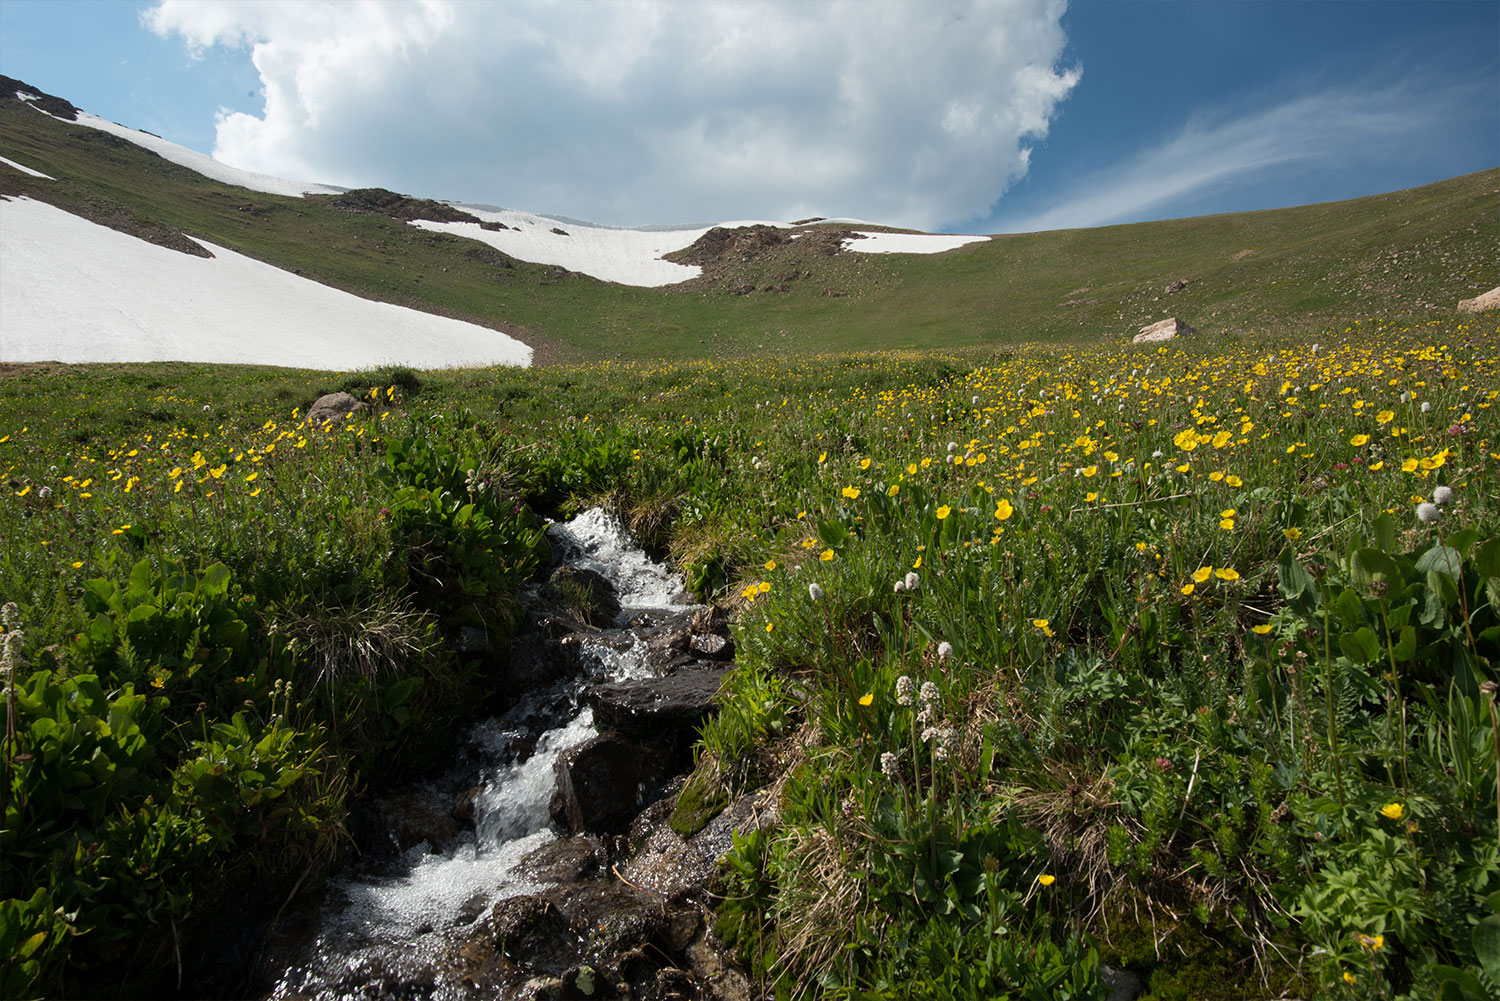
[306, 391, 369, 427]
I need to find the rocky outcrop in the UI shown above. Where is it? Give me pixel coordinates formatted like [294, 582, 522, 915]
[1164, 278, 1188, 294]
[305, 391, 370, 427]
[1458, 286, 1500, 313]
[544, 565, 622, 626]
[0, 75, 78, 119]
[306, 187, 483, 224]
[549, 732, 675, 834]
[587, 669, 729, 739]
[1133, 317, 1196, 343]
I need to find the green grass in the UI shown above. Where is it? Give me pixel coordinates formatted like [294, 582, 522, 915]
[3, 95, 1496, 363]
[2, 315, 1498, 998]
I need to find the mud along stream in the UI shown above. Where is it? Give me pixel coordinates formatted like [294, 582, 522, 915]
[255, 509, 767, 1001]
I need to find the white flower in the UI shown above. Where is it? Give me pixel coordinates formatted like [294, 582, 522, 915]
[36, 486, 51, 501]
[880, 751, 900, 779]
[0, 602, 18, 629]
[1433, 485, 1454, 506]
[895, 676, 916, 706]
[893, 580, 906, 594]
[1400, 391, 1411, 404]
[807, 583, 824, 602]
[947, 442, 958, 453]
[1417, 502, 1442, 524]
[936, 641, 953, 662]
[919, 680, 940, 706]
[904, 571, 920, 592]
[1421, 401, 1432, 413]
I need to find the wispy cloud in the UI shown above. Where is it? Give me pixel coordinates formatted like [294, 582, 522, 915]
[993, 75, 1497, 233]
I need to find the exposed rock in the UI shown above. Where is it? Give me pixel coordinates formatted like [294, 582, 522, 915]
[0, 74, 78, 119]
[306, 391, 370, 427]
[306, 187, 482, 224]
[480, 221, 514, 231]
[587, 669, 729, 739]
[546, 565, 622, 626]
[454, 625, 491, 654]
[550, 732, 676, 834]
[550, 227, 570, 237]
[1458, 286, 1500, 313]
[486, 895, 577, 974]
[516, 835, 607, 883]
[689, 633, 732, 659]
[1164, 279, 1188, 294]
[1132, 317, 1197, 343]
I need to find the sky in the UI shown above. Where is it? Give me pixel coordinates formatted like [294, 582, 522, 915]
[0, 0, 1495, 234]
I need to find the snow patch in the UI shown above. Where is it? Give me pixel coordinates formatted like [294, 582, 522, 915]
[0, 155, 51, 179]
[64, 109, 342, 198]
[843, 231, 989, 254]
[0, 196, 531, 369]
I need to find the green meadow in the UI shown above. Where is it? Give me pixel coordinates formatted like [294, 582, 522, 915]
[2, 316, 1498, 999]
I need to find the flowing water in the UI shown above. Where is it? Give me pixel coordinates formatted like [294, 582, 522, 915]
[265, 508, 699, 1000]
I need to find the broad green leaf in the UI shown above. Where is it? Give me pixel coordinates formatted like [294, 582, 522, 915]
[1392, 625, 1417, 662]
[1372, 512, 1398, 553]
[1338, 627, 1380, 663]
[1351, 548, 1400, 599]
[1277, 548, 1315, 603]
[1449, 528, 1481, 558]
[1416, 543, 1463, 577]
[1334, 588, 1365, 627]
[1474, 537, 1500, 578]
[1473, 914, 1500, 983]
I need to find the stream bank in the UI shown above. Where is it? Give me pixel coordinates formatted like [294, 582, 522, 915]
[256, 509, 763, 1000]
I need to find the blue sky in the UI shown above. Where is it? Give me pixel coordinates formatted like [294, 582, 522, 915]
[1, 1, 1495, 233]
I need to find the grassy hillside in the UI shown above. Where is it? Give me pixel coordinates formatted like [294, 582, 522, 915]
[2, 89, 1497, 364]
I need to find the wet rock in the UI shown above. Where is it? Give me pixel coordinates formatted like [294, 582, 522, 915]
[454, 625, 491, 654]
[506, 623, 588, 694]
[544, 881, 664, 962]
[546, 565, 622, 626]
[487, 895, 576, 974]
[587, 669, 730, 739]
[1103, 963, 1144, 1001]
[452, 785, 480, 825]
[306, 391, 369, 427]
[688, 633, 732, 659]
[517, 835, 607, 883]
[551, 733, 675, 834]
[369, 786, 459, 852]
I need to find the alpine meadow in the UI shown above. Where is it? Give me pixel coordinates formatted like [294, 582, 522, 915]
[1, 61, 1499, 1001]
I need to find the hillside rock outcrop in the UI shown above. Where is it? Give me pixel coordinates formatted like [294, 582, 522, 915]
[1458, 286, 1500, 313]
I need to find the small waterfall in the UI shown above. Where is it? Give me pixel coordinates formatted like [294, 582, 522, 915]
[266, 508, 700, 1000]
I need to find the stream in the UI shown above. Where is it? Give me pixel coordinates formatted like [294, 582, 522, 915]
[261, 508, 725, 1001]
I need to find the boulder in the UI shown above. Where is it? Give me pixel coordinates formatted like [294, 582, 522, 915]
[516, 835, 607, 883]
[545, 565, 621, 626]
[1133, 317, 1196, 343]
[586, 669, 729, 739]
[550, 732, 675, 834]
[1164, 279, 1188, 294]
[1458, 286, 1500, 313]
[306, 391, 369, 427]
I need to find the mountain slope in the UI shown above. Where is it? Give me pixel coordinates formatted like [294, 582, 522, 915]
[1, 76, 1496, 366]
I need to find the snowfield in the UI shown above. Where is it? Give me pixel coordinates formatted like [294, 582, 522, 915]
[0, 196, 532, 369]
[843, 231, 989, 254]
[411, 211, 712, 287]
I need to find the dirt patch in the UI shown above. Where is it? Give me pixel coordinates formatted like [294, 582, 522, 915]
[306, 187, 483, 225]
[0, 361, 74, 380]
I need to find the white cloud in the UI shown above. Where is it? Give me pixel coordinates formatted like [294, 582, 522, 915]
[142, 0, 1079, 229]
[995, 76, 1495, 233]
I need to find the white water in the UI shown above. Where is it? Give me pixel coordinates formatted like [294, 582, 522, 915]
[268, 508, 697, 998]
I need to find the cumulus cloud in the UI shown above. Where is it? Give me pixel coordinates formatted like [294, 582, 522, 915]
[142, 0, 1079, 229]
[995, 75, 1496, 233]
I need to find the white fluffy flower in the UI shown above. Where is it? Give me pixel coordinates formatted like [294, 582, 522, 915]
[904, 571, 920, 592]
[1417, 502, 1442, 524]
[1432, 485, 1454, 506]
[936, 641, 953, 662]
[880, 751, 900, 779]
[1421, 401, 1432, 413]
[895, 676, 915, 706]
[807, 583, 824, 602]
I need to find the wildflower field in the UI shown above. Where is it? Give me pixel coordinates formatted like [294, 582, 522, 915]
[2, 316, 1498, 999]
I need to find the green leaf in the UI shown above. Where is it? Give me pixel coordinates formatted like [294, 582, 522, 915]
[1372, 512, 1398, 553]
[1351, 548, 1401, 599]
[1392, 625, 1417, 662]
[1432, 965, 1489, 1001]
[1473, 914, 1500, 983]
[1334, 587, 1365, 627]
[1449, 528, 1482, 558]
[1338, 627, 1380, 663]
[201, 563, 232, 598]
[1416, 543, 1463, 577]
[1277, 548, 1315, 604]
[1474, 537, 1500, 578]
[817, 518, 848, 547]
